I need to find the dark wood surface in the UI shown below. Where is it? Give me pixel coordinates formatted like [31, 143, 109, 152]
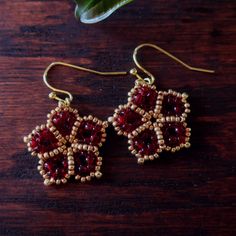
[0, 1, 236, 235]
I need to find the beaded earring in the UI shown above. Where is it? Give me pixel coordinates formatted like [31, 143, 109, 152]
[23, 62, 126, 186]
[108, 43, 215, 164]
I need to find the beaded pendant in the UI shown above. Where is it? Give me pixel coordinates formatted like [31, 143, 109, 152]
[24, 103, 108, 185]
[109, 82, 191, 164]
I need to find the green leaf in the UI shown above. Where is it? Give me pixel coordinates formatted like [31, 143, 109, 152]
[74, 0, 133, 24]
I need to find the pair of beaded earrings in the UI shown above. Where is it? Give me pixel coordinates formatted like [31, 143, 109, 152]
[23, 43, 214, 186]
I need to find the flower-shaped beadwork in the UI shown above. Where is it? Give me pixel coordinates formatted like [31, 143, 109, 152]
[109, 82, 191, 164]
[24, 104, 108, 185]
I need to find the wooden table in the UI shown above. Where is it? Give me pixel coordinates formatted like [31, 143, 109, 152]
[0, 1, 235, 235]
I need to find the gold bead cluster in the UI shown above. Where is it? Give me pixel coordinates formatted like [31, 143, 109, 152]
[109, 82, 191, 164]
[24, 103, 108, 186]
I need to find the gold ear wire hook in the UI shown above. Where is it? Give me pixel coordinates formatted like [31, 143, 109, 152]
[43, 61, 128, 105]
[131, 43, 215, 84]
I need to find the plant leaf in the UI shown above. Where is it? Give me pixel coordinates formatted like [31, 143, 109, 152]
[74, 0, 133, 24]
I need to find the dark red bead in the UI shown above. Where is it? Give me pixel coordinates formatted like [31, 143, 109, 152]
[74, 151, 97, 177]
[161, 94, 185, 116]
[30, 128, 58, 153]
[161, 122, 186, 147]
[76, 120, 102, 146]
[131, 85, 157, 112]
[43, 154, 68, 180]
[116, 108, 143, 133]
[132, 129, 159, 156]
[52, 110, 76, 136]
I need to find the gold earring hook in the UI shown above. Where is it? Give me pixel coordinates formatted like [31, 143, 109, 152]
[43, 61, 128, 105]
[131, 43, 215, 84]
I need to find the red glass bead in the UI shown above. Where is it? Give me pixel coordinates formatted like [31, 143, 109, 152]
[161, 122, 186, 147]
[76, 120, 102, 146]
[132, 85, 157, 112]
[116, 108, 143, 133]
[132, 129, 159, 156]
[30, 128, 58, 153]
[161, 94, 185, 116]
[43, 154, 68, 180]
[74, 151, 97, 177]
[52, 111, 76, 136]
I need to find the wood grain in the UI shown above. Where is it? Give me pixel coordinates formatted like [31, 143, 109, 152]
[0, 0, 236, 235]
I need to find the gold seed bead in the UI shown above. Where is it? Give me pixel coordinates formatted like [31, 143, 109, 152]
[154, 154, 159, 158]
[61, 179, 67, 184]
[95, 166, 101, 171]
[43, 174, 49, 179]
[44, 179, 50, 186]
[88, 115, 93, 120]
[185, 142, 191, 148]
[23, 136, 29, 143]
[53, 149, 59, 155]
[108, 116, 114, 123]
[117, 131, 123, 135]
[131, 150, 137, 155]
[68, 160, 74, 165]
[95, 171, 102, 178]
[43, 153, 49, 159]
[37, 166, 42, 171]
[137, 158, 144, 164]
[74, 121, 80, 126]
[75, 175, 80, 180]
[90, 172, 95, 177]
[149, 156, 154, 161]
[140, 110, 145, 115]
[63, 150, 67, 155]
[128, 146, 134, 151]
[86, 176, 91, 181]
[176, 117, 180, 122]
[97, 161, 102, 166]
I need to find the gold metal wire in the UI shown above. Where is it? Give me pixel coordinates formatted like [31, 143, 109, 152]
[43, 61, 128, 104]
[43, 44, 215, 104]
[131, 43, 215, 84]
